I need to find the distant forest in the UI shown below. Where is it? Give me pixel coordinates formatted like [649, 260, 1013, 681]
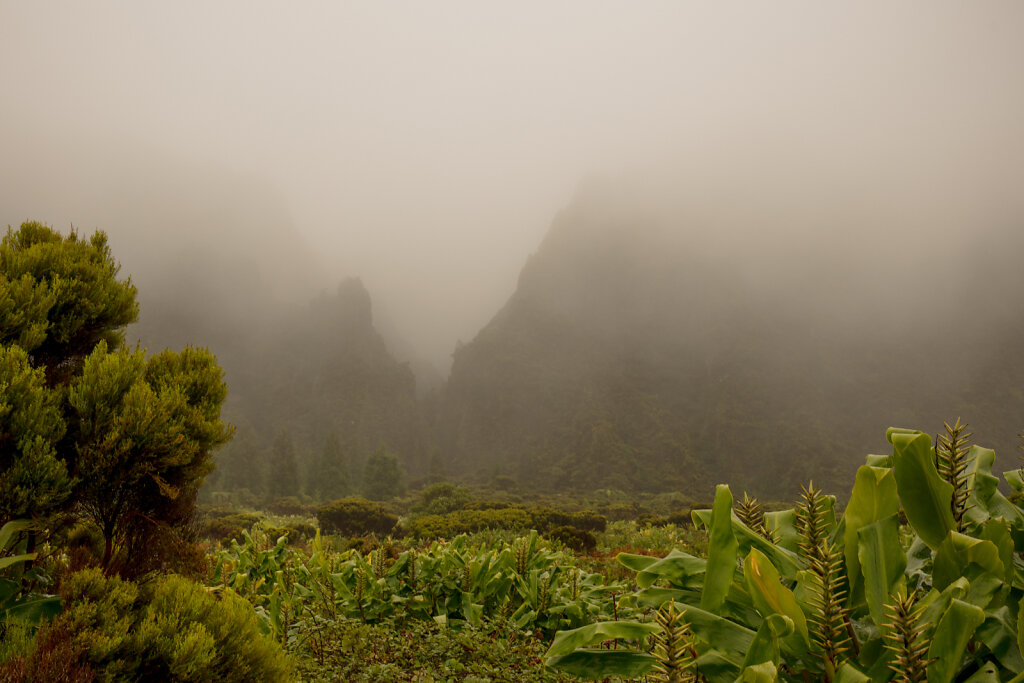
[122, 191, 1024, 504]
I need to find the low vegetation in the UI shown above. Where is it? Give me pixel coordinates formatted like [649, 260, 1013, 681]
[6, 222, 1024, 681]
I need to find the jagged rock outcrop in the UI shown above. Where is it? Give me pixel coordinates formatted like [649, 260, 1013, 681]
[437, 195, 1024, 498]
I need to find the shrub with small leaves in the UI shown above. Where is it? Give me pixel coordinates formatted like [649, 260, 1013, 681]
[316, 498, 397, 536]
[17, 569, 292, 683]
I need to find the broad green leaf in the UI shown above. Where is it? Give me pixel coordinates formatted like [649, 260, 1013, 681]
[1019, 595, 1024, 671]
[616, 553, 661, 573]
[889, 429, 955, 550]
[963, 662, 1001, 683]
[0, 520, 31, 551]
[763, 509, 798, 553]
[885, 427, 921, 442]
[673, 601, 756, 654]
[926, 598, 985, 683]
[976, 606, 1024, 673]
[546, 620, 660, 658]
[694, 649, 743, 681]
[633, 587, 689, 608]
[741, 613, 792, 669]
[545, 651, 656, 679]
[1004, 469, 1024, 495]
[702, 484, 738, 613]
[966, 446, 1024, 525]
[919, 576, 969, 627]
[631, 549, 705, 589]
[743, 548, 809, 653]
[693, 508, 802, 580]
[0, 553, 36, 572]
[843, 465, 899, 596]
[857, 514, 906, 628]
[979, 518, 1015, 584]
[0, 578, 19, 604]
[864, 453, 891, 467]
[933, 531, 1004, 592]
[1, 594, 61, 625]
[738, 661, 777, 682]
[834, 662, 871, 683]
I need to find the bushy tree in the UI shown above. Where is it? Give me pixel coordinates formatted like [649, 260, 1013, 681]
[361, 447, 405, 501]
[315, 498, 397, 536]
[210, 429, 265, 498]
[0, 221, 233, 572]
[69, 342, 232, 568]
[0, 222, 137, 386]
[0, 346, 70, 524]
[0, 568, 292, 682]
[267, 430, 299, 500]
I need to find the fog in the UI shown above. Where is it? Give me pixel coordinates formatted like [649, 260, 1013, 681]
[2, 1, 1023, 374]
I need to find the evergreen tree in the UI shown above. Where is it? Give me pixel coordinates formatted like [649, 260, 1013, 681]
[0, 222, 138, 386]
[214, 430, 266, 498]
[362, 447, 405, 501]
[70, 342, 233, 568]
[0, 222, 233, 570]
[310, 431, 348, 502]
[268, 430, 300, 500]
[427, 447, 447, 484]
[0, 345, 71, 524]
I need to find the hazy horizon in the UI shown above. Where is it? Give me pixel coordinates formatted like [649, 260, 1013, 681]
[3, 2, 1023, 372]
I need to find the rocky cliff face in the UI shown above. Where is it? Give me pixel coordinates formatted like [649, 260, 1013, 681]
[437, 195, 1024, 498]
[216, 277, 425, 486]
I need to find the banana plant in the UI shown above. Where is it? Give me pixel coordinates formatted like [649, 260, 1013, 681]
[215, 525, 616, 637]
[0, 520, 61, 626]
[545, 426, 1024, 682]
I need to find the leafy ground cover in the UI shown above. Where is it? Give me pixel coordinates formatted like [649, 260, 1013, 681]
[193, 502, 706, 680]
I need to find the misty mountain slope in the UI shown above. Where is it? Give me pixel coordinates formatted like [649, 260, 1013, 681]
[438, 196, 1024, 498]
[210, 277, 427, 495]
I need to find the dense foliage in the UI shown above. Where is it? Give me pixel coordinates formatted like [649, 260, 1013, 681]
[0, 222, 232, 574]
[0, 223, 290, 682]
[1, 569, 291, 682]
[545, 427, 1024, 681]
[315, 497, 398, 536]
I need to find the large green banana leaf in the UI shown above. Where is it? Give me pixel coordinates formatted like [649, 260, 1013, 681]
[702, 484, 738, 613]
[889, 429, 955, 550]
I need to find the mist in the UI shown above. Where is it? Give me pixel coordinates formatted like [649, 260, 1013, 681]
[2, 1, 1021, 379]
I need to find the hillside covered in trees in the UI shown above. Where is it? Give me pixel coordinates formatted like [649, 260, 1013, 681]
[437, 190, 1024, 498]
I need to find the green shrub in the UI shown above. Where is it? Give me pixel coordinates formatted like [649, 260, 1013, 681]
[527, 507, 572, 532]
[265, 497, 310, 517]
[597, 502, 642, 521]
[0, 621, 95, 683]
[635, 513, 669, 527]
[316, 498, 397, 536]
[406, 505, 607, 539]
[566, 510, 607, 533]
[528, 507, 607, 533]
[665, 509, 694, 526]
[296, 618, 573, 682]
[197, 506, 243, 520]
[344, 536, 379, 555]
[25, 568, 292, 682]
[204, 513, 261, 545]
[545, 525, 597, 554]
[488, 474, 520, 491]
[406, 507, 532, 538]
[464, 498, 514, 511]
[409, 482, 472, 516]
[284, 521, 317, 541]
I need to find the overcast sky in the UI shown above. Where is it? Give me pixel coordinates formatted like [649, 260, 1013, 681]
[2, 2, 1023, 369]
